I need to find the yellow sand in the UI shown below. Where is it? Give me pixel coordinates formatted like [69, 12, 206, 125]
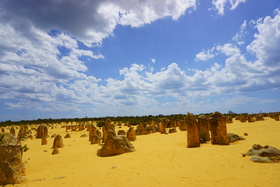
[5, 117, 280, 187]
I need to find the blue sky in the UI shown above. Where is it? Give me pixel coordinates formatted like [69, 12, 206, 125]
[0, 0, 280, 121]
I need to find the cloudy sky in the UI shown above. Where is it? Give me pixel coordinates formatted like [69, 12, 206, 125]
[0, 0, 280, 121]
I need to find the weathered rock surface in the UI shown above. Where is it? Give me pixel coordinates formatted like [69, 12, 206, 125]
[0, 161, 26, 185]
[227, 133, 245, 142]
[52, 147, 59, 155]
[97, 130, 135, 157]
[52, 134, 64, 148]
[0, 133, 26, 185]
[197, 115, 210, 141]
[41, 137, 47, 145]
[36, 125, 48, 139]
[127, 127, 136, 141]
[102, 119, 115, 143]
[117, 130, 126, 136]
[90, 134, 101, 144]
[186, 113, 200, 148]
[243, 144, 280, 163]
[209, 112, 230, 145]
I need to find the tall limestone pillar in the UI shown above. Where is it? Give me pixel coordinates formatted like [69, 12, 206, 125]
[209, 112, 229, 145]
[186, 112, 200, 148]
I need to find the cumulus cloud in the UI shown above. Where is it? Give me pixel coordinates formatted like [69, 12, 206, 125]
[195, 47, 215, 61]
[1, 1, 279, 120]
[247, 9, 280, 67]
[0, 0, 197, 45]
[212, 0, 247, 15]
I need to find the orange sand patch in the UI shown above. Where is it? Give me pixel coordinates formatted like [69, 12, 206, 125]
[5, 117, 280, 187]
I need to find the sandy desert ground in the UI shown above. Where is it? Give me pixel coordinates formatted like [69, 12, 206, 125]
[4, 117, 280, 187]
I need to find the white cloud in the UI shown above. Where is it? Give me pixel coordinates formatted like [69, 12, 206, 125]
[195, 47, 215, 61]
[232, 20, 247, 44]
[212, 0, 247, 15]
[216, 43, 240, 56]
[247, 9, 280, 67]
[151, 58, 156, 63]
[0, 0, 197, 46]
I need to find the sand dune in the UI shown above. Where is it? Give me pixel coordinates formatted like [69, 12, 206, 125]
[5, 117, 280, 187]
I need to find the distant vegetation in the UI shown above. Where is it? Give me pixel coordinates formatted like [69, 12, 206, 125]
[0, 111, 278, 127]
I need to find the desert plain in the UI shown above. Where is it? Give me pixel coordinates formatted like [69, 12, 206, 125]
[3, 117, 280, 187]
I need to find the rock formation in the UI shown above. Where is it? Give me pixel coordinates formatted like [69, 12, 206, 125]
[127, 127, 136, 141]
[36, 125, 48, 139]
[209, 112, 230, 145]
[0, 133, 26, 185]
[227, 133, 245, 142]
[225, 116, 233, 123]
[243, 144, 280, 163]
[64, 133, 71, 138]
[89, 125, 102, 143]
[52, 134, 64, 148]
[41, 137, 47, 145]
[179, 120, 187, 131]
[159, 121, 166, 134]
[52, 147, 59, 155]
[10, 127, 16, 136]
[136, 122, 149, 135]
[197, 115, 210, 141]
[80, 134, 87, 138]
[97, 130, 135, 157]
[248, 115, 255, 122]
[91, 134, 101, 144]
[118, 130, 126, 136]
[186, 113, 200, 148]
[102, 119, 115, 143]
[239, 115, 248, 123]
[275, 114, 280, 121]
[255, 114, 264, 121]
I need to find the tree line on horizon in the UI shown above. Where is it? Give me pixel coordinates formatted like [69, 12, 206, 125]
[0, 111, 278, 127]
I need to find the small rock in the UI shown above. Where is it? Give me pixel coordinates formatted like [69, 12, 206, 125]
[52, 147, 59, 155]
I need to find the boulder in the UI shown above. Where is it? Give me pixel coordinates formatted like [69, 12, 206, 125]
[243, 144, 280, 163]
[227, 133, 245, 142]
[80, 134, 87, 138]
[97, 130, 135, 157]
[64, 133, 71, 138]
[52, 147, 59, 155]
